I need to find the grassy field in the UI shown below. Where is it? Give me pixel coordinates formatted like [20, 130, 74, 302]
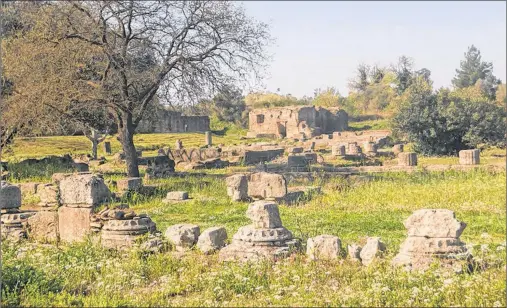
[2, 168, 506, 307]
[1, 126, 506, 306]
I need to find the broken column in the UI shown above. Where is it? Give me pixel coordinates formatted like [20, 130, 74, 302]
[101, 213, 157, 250]
[165, 224, 200, 251]
[459, 149, 480, 165]
[392, 209, 473, 271]
[398, 152, 417, 166]
[219, 201, 298, 262]
[103, 142, 112, 155]
[58, 174, 111, 243]
[363, 142, 377, 156]
[306, 235, 342, 260]
[0, 182, 27, 241]
[332, 145, 346, 157]
[347, 142, 361, 155]
[205, 131, 212, 147]
[225, 174, 249, 201]
[247, 172, 287, 201]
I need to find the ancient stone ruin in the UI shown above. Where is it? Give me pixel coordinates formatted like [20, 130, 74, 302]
[247, 106, 348, 139]
[398, 152, 418, 166]
[459, 149, 480, 165]
[392, 209, 473, 271]
[136, 108, 209, 133]
[0, 182, 26, 241]
[226, 172, 288, 202]
[219, 201, 299, 262]
[306, 235, 342, 260]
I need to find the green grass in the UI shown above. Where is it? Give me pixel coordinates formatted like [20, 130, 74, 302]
[3, 169, 506, 307]
[348, 119, 390, 131]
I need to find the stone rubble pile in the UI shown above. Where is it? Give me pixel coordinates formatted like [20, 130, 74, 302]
[219, 201, 299, 262]
[392, 209, 473, 271]
[0, 182, 30, 241]
[226, 172, 287, 202]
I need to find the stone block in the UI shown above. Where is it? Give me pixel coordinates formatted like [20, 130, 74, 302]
[197, 226, 228, 254]
[398, 152, 417, 166]
[247, 172, 287, 200]
[165, 224, 200, 251]
[332, 145, 346, 156]
[403, 209, 466, 238]
[246, 201, 283, 229]
[359, 237, 386, 266]
[103, 142, 112, 155]
[459, 149, 480, 165]
[205, 131, 212, 147]
[0, 182, 21, 209]
[226, 174, 248, 201]
[392, 144, 404, 154]
[348, 244, 362, 261]
[306, 235, 342, 260]
[288, 147, 304, 154]
[164, 191, 189, 201]
[58, 207, 93, 243]
[287, 155, 309, 172]
[18, 182, 39, 196]
[117, 177, 143, 192]
[35, 184, 59, 207]
[59, 174, 111, 207]
[363, 142, 377, 153]
[27, 211, 59, 242]
[74, 163, 89, 172]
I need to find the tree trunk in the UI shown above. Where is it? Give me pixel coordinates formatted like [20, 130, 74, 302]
[91, 140, 98, 160]
[118, 112, 140, 177]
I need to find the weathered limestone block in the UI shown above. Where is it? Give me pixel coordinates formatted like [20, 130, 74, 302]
[392, 209, 473, 271]
[18, 182, 39, 196]
[359, 237, 386, 266]
[226, 174, 248, 201]
[347, 143, 361, 155]
[363, 142, 377, 154]
[27, 211, 59, 242]
[164, 191, 189, 201]
[459, 149, 480, 165]
[232, 225, 293, 244]
[287, 155, 309, 172]
[0, 182, 21, 210]
[332, 145, 346, 156]
[392, 144, 404, 155]
[197, 227, 228, 254]
[58, 207, 93, 243]
[398, 152, 417, 166]
[73, 163, 89, 172]
[404, 209, 466, 238]
[247, 172, 287, 200]
[101, 216, 157, 250]
[348, 244, 362, 261]
[117, 177, 143, 192]
[1, 213, 30, 241]
[246, 201, 283, 229]
[205, 131, 212, 147]
[306, 235, 342, 260]
[59, 174, 111, 207]
[165, 224, 200, 251]
[35, 184, 59, 207]
[304, 152, 318, 164]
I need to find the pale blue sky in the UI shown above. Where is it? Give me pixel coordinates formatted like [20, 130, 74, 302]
[241, 1, 507, 97]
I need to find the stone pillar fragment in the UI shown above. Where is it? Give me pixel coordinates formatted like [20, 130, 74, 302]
[459, 149, 480, 165]
[103, 142, 112, 155]
[205, 131, 212, 147]
[398, 152, 417, 166]
[332, 145, 346, 156]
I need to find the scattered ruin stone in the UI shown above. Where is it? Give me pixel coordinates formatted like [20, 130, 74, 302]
[332, 145, 346, 156]
[225, 174, 249, 201]
[303, 152, 318, 164]
[163, 191, 189, 202]
[117, 177, 143, 193]
[0, 182, 22, 210]
[101, 216, 157, 250]
[1, 213, 30, 241]
[219, 201, 298, 262]
[247, 172, 287, 200]
[18, 182, 39, 196]
[165, 224, 200, 251]
[287, 155, 310, 172]
[347, 142, 362, 155]
[359, 237, 386, 266]
[35, 184, 59, 207]
[307, 141, 316, 152]
[363, 142, 378, 156]
[392, 144, 404, 154]
[392, 209, 473, 271]
[205, 131, 212, 147]
[348, 244, 362, 262]
[58, 207, 93, 243]
[288, 147, 304, 154]
[26, 211, 59, 242]
[103, 141, 112, 155]
[459, 149, 480, 165]
[59, 174, 111, 208]
[306, 235, 342, 260]
[398, 152, 417, 166]
[175, 139, 183, 150]
[243, 149, 285, 165]
[197, 226, 228, 254]
[142, 156, 175, 179]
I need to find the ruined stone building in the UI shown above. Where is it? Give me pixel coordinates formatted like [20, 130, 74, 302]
[137, 108, 210, 134]
[247, 106, 348, 139]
